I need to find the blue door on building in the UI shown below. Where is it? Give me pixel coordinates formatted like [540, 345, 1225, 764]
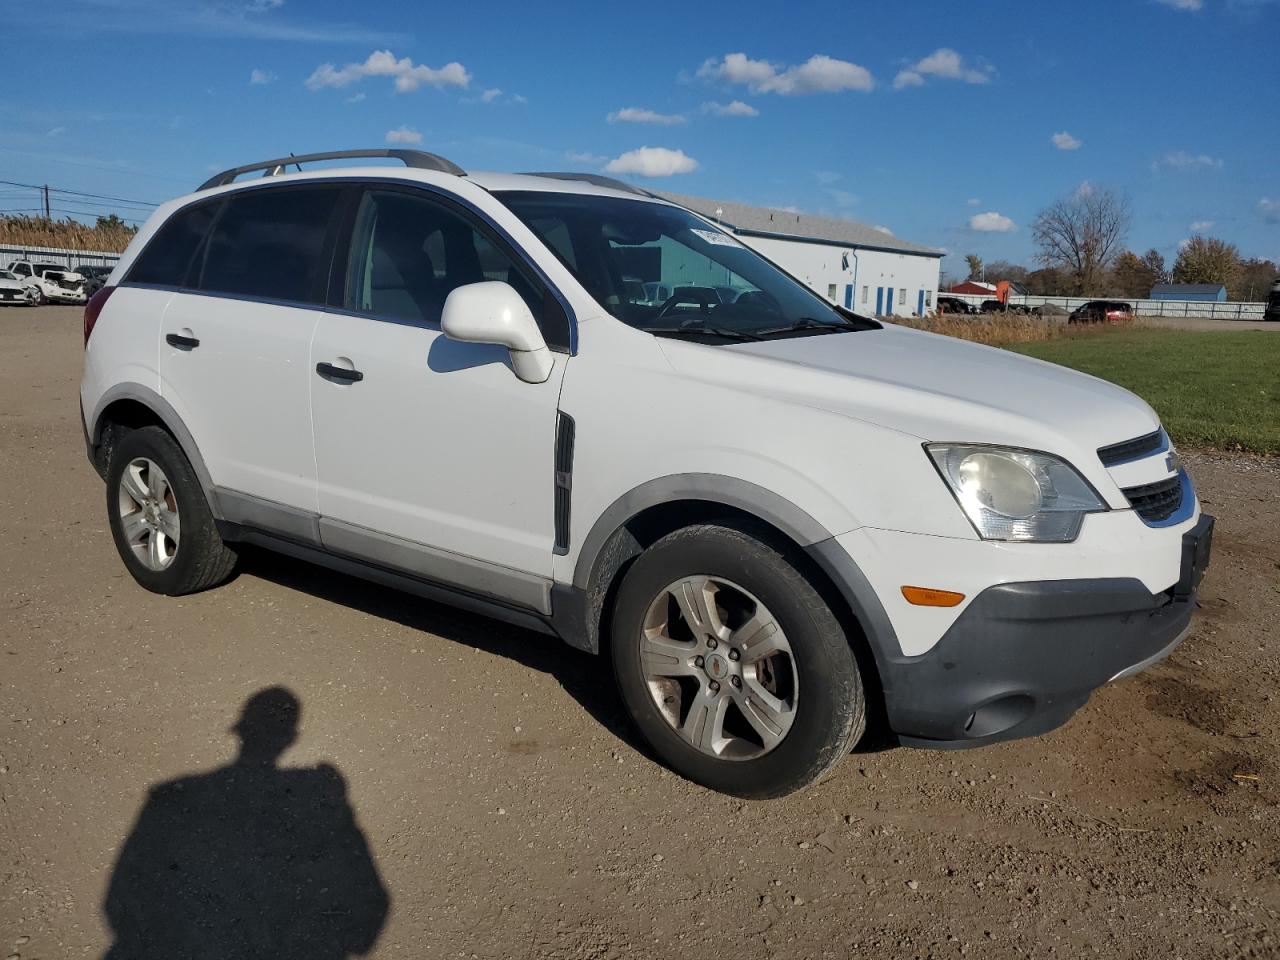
[886, 288, 894, 315]
[917, 290, 925, 316]
[875, 287, 884, 314]
[844, 284, 853, 309]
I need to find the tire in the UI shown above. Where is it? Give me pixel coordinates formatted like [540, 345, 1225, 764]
[610, 522, 866, 799]
[105, 425, 237, 595]
[28, 286, 45, 306]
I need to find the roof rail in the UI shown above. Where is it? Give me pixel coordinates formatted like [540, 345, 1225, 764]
[198, 149, 466, 191]
[522, 172, 654, 198]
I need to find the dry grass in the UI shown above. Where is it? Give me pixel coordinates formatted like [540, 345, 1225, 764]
[889, 313, 1150, 346]
[0, 215, 137, 254]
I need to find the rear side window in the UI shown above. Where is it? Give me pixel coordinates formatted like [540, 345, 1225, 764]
[198, 186, 342, 304]
[128, 202, 220, 287]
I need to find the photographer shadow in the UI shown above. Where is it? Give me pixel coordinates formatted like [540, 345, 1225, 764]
[102, 687, 389, 960]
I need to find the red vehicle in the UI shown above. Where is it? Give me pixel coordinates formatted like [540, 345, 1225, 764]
[1069, 300, 1133, 324]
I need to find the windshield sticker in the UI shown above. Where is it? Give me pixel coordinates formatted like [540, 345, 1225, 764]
[690, 228, 742, 247]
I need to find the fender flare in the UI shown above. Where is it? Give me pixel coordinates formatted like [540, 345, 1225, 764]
[571, 473, 834, 589]
[88, 383, 220, 517]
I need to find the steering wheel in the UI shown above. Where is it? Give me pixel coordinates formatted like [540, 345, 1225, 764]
[656, 288, 718, 320]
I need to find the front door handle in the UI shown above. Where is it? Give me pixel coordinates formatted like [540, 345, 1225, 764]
[165, 333, 200, 349]
[316, 361, 364, 383]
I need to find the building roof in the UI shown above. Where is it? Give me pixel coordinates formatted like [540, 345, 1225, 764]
[654, 191, 944, 258]
[1150, 283, 1226, 296]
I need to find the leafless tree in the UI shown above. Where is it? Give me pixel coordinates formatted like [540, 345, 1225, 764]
[1031, 187, 1132, 294]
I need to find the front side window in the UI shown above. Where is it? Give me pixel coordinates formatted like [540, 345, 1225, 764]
[343, 189, 541, 327]
[197, 186, 342, 304]
[13, 263, 31, 277]
[496, 191, 875, 343]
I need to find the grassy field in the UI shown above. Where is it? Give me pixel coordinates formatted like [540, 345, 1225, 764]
[1007, 329, 1279, 456]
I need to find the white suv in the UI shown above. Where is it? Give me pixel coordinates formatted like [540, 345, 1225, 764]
[80, 149, 1213, 798]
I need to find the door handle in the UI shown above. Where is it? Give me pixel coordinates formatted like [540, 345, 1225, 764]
[316, 361, 364, 383]
[165, 333, 200, 349]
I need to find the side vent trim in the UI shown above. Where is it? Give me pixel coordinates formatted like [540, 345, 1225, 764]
[553, 412, 575, 555]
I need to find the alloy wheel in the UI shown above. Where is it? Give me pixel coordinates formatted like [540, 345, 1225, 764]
[117, 457, 181, 571]
[640, 575, 798, 760]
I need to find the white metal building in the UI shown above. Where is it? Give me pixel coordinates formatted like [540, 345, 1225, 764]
[658, 191, 943, 317]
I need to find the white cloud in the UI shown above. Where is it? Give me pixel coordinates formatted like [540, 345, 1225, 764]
[1051, 130, 1082, 150]
[969, 211, 1016, 233]
[894, 48, 993, 90]
[701, 99, 759, 117]
[1189, 219, 1216, 231]
[814, 170, 842, 184]
[48, 126, 66, 137]
[344, 92, 366, 103]
[307, 50, 470, 93]
[566, 150, 607, 166]
[873, 225, 894, 236]
[1260, 198, 1280, 224]
[1151, 150, 1223, 172]
[385, 125, 422, 145]
[1157, 0, 1203, 10]
[966, 197, 980, 206]
[604, 146, 699, 177]
[249, 67, 277, 85]
[607, 107, 686, 125]
[698, 52, 873, 95]
[480, 88, 502, 103]
[510, 93, 528, 104]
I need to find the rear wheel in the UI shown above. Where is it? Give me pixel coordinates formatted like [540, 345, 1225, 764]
[611, 522, 866, 798]
[106, 426, 237, 595]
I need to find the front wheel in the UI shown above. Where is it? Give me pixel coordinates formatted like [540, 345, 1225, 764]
[27, 286, 45, 306]
[611, 523, 866, 798]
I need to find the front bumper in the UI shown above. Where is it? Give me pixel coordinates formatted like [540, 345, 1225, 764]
[49, 289, 87, 304]
[810, 514, 1214, 748]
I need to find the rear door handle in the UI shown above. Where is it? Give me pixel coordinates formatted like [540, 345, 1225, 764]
[316, 361, 364, 383]
[165, 333, 200, 349]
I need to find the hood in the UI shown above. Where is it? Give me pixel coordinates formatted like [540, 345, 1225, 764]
[660, 323, 1159, 470]
[0, 277, 25, 291]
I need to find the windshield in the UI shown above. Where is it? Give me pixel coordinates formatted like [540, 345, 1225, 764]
[0, 271, 16, 281]
[496, 191, 876, 341]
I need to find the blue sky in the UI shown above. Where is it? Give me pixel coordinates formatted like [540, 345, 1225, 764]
[7, 0, 1278, 277]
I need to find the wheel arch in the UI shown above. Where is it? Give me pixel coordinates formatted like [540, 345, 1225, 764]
[88, 385, 218, 515]
[564, 477, 893, 727]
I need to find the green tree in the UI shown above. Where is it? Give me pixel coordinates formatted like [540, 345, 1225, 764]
[1173, 236, 1241, 290]
[96, 213, 128, 231]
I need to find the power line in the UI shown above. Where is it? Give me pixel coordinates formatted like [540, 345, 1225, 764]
[0, 179, 158, 208]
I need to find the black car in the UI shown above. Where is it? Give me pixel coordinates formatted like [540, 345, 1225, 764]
[1266, 282, 1280, 322]
[936, 295, 975, 315]
[1069, 300, 1133, 324]
[980, 299, 1034, 315]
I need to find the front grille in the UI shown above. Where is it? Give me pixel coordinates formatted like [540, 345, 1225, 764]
[1098, 429, 1163, 466]
[1122, 474, 1184, 523]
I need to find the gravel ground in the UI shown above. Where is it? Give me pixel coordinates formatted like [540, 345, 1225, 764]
[2, 305, 1278, 959]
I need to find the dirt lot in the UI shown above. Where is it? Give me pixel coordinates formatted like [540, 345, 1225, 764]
[2, 305, 1278, 959]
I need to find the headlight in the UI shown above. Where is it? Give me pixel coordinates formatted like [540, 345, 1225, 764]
[927, 444, 1106, 542]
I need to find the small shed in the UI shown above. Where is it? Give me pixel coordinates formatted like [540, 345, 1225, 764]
[1149, 283, 1227, 302]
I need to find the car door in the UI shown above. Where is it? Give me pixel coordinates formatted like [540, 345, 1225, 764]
[309, 185, 568, 606]
[158, 183, 345, 521]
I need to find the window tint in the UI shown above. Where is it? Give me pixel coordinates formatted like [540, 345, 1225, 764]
[13, 263, 31, 276]
[198, 186, 342, 303]
[345, 189, 541, 326]
[128, 203, 220, 287]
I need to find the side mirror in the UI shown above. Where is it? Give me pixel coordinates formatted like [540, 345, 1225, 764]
[440, 281, 554, 384]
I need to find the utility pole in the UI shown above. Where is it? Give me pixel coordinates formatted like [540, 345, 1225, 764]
[42, 184, 50, 220]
